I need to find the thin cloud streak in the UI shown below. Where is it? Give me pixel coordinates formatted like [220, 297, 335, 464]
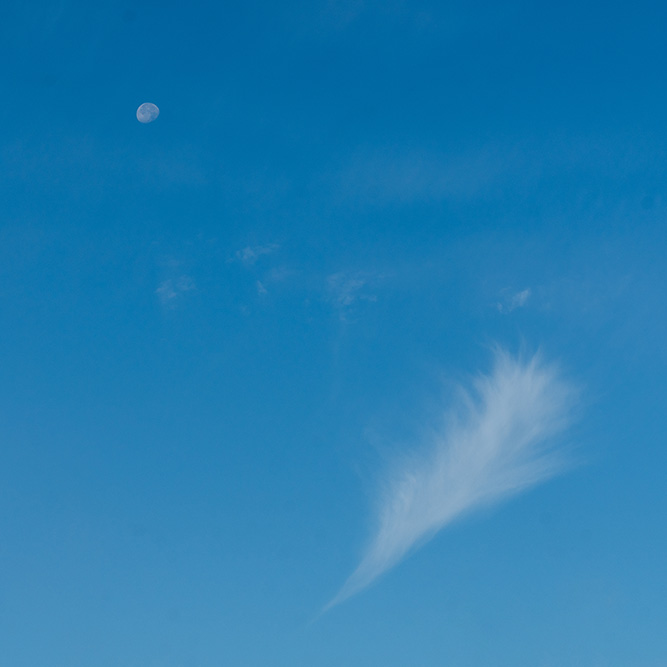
[234, 243, 280, 266]
[497, 287, 532, 313]
[156, 275, 195, 306]
[326, 349, 578, 610]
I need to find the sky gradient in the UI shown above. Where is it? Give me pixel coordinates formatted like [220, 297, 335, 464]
[1, 1, 667, 665]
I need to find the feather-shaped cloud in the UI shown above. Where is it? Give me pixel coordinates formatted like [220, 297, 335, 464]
[327, 349, 577, 609]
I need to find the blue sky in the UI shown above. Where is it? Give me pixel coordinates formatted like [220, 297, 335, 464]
[1, 1, 666, 665]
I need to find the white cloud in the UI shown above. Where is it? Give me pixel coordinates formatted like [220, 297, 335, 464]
[326, 348, 577, 610]
[156, 275, 195, 305]
[256, 280, 268, 295]
[326, 271, 379, 313]
[497, 287, 531, 313]
[234, 243, 280, 266]
[327, 272, 367, 307]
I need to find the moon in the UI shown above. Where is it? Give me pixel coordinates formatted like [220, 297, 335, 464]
[136, 102, 159, 123]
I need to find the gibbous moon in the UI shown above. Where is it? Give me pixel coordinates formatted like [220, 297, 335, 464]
[136, 102, 159, 123]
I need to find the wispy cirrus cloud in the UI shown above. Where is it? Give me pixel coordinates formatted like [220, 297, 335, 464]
[326, 271, 380, 315]
[328, 131, 662, 209]
[234, 243, 280, 266]
[326, 348, 578, 610]
[497, 287, 532, 313]
[156, 275, 195, 306]
[327, 272, 368, 307]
